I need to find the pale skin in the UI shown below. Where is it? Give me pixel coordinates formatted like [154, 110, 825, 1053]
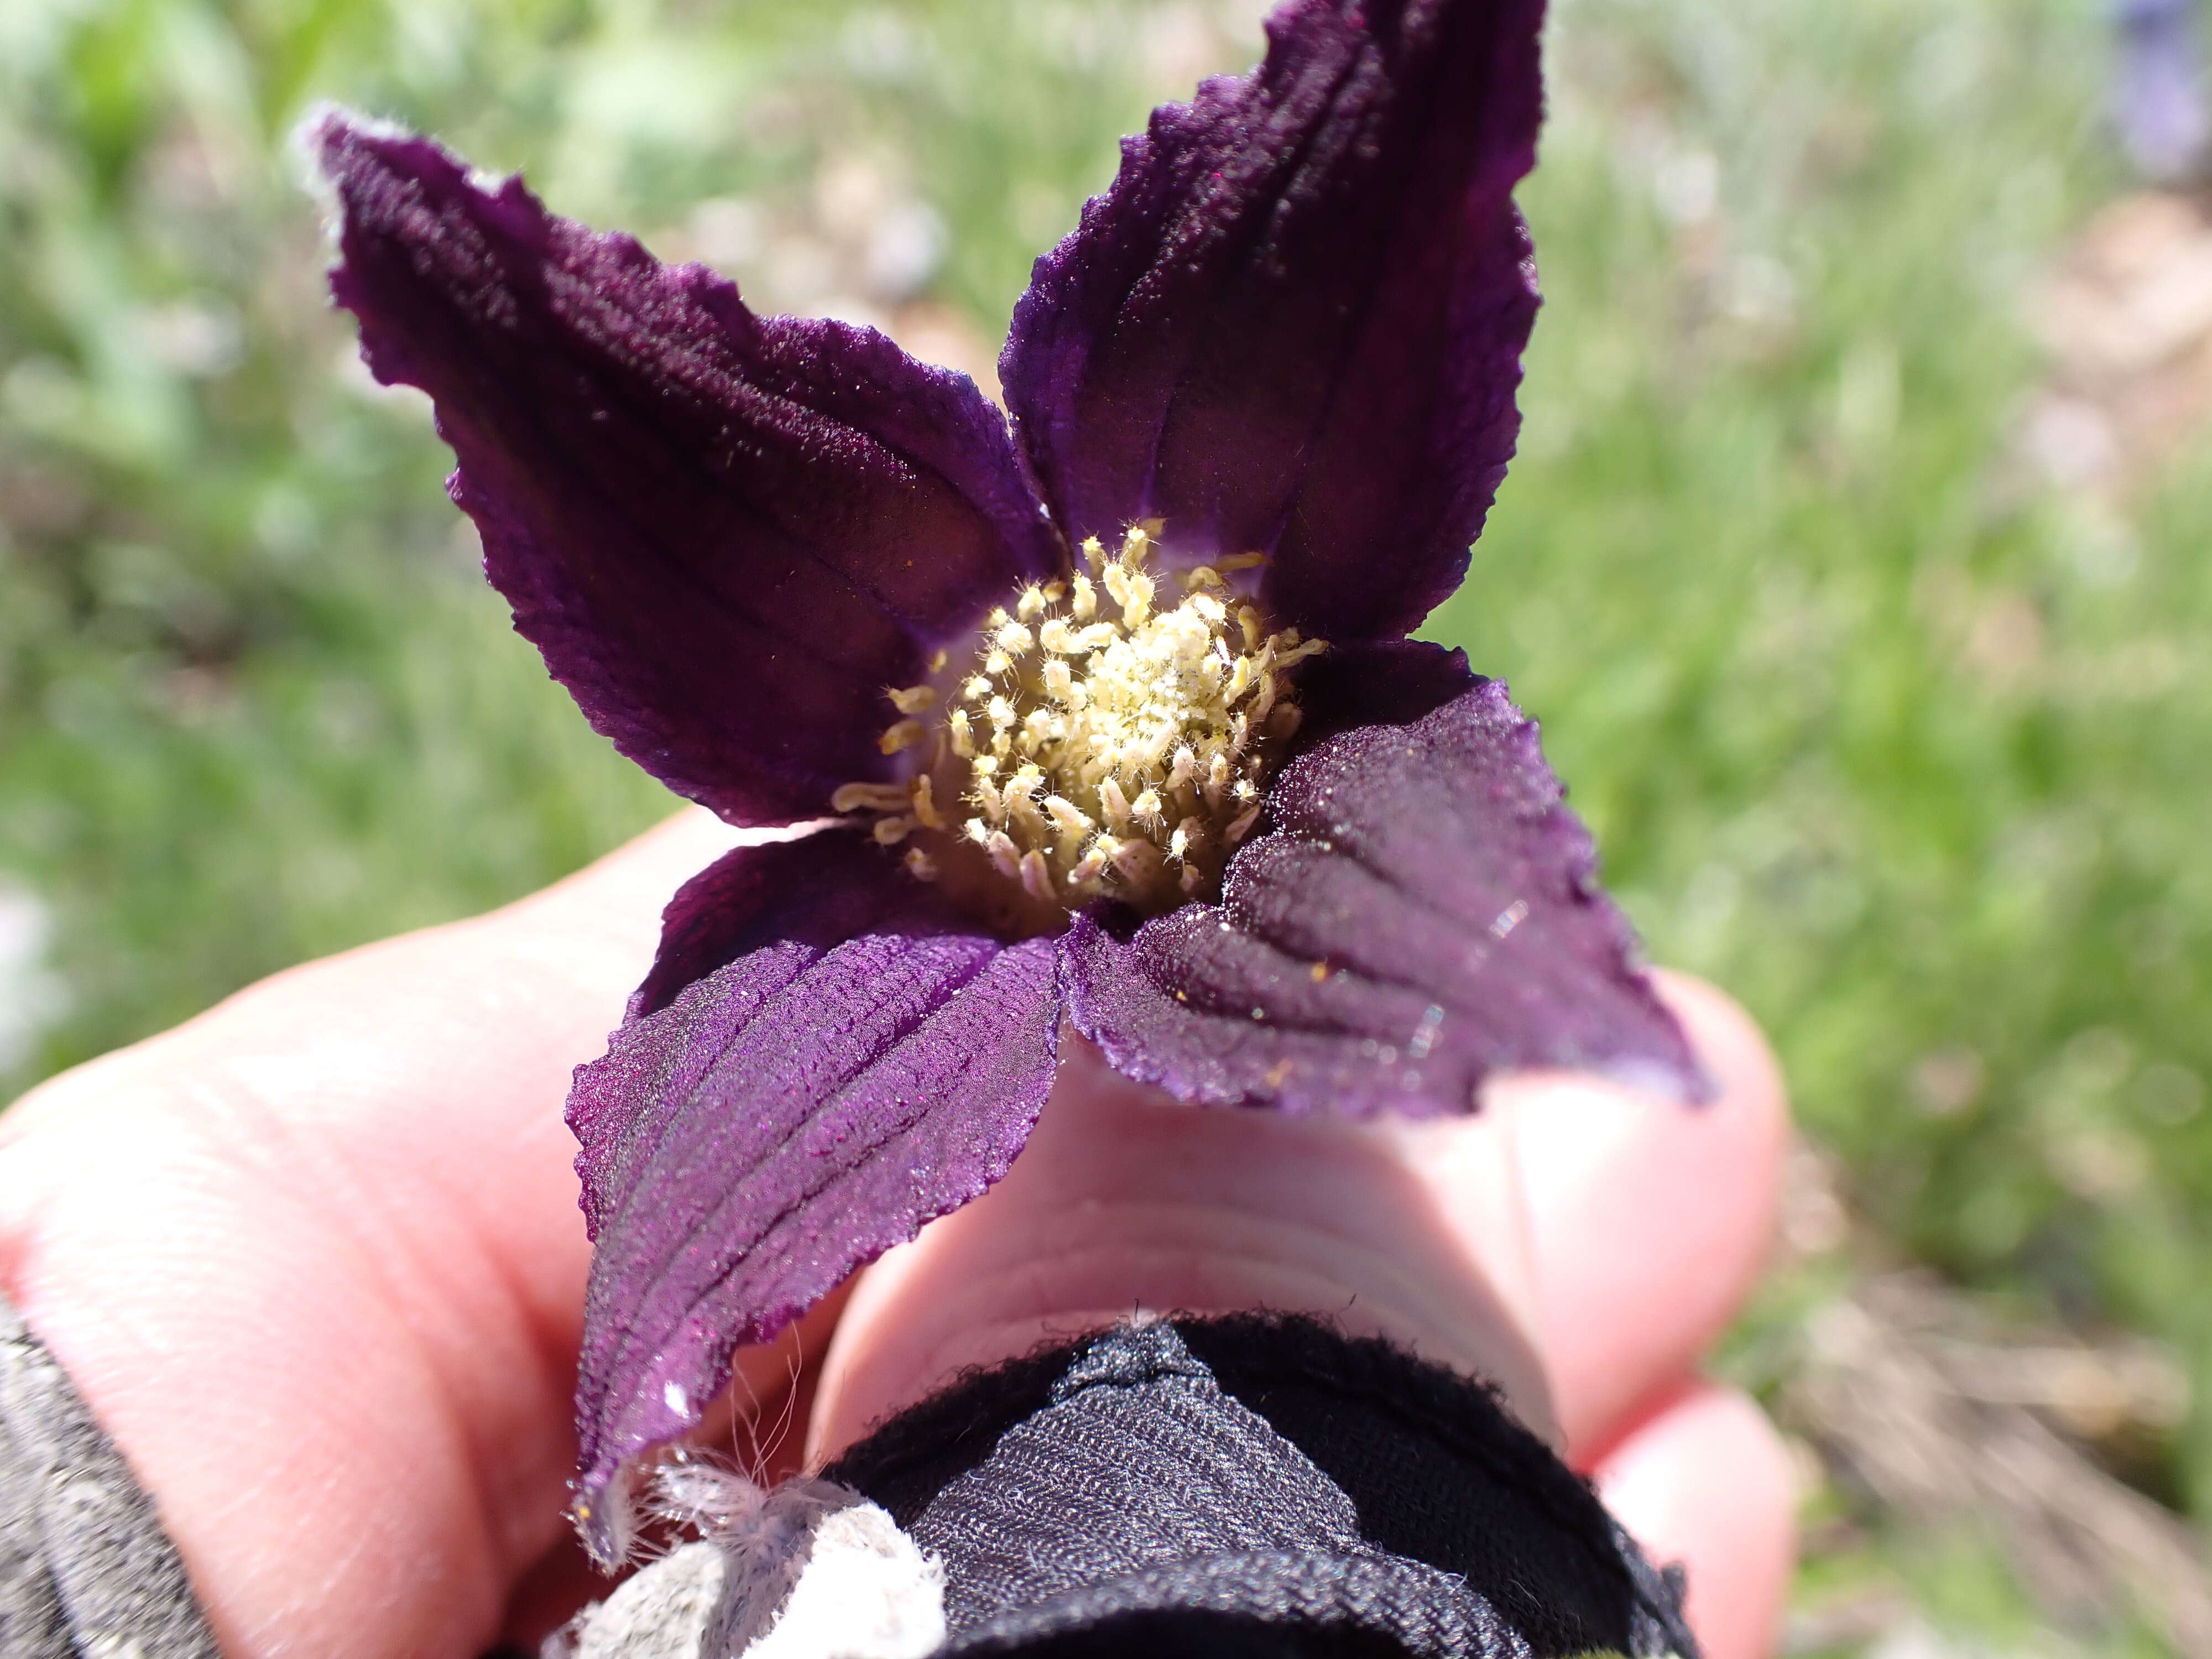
[0, 808, 1796, 1659]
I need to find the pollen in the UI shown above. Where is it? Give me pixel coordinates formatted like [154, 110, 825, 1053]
[830, 525, 1324, 914]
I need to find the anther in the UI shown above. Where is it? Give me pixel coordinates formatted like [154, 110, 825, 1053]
[832, 781, 913, 814]
[841, 521, 1322, 912]
[1045, 795, 1094, 839]
[905, 847, 939, 881]
[1019, 850, 1056, 902]
[1112, 839, 1160, 880]
[1099, 776, 1133, 831]
[1102, 563, 1153, 628]
[910, 775, 946, 830]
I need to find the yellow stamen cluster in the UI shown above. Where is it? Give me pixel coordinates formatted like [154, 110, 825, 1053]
[837, 526, 1324, 914]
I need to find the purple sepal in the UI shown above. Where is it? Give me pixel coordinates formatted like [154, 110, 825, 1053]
[315, 114, 1061, 827]
[1001, 0, 1545, 642]
[566, 831, 1061, 1563]
[1061, 655, 1703, 1117]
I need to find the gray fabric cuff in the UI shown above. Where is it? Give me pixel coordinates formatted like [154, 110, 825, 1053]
[1, 1293, 219, 1657]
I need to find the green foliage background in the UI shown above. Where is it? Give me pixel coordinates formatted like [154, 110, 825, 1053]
[2, 0, 2206, 1647]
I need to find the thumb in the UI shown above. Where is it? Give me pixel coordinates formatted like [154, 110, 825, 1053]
[0, 808, 749, 1659]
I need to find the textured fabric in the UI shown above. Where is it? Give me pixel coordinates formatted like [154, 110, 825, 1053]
[827, 1316, 1698, 1658]
[568, 832, 1062, 1563]
[556, 1496, 942, 1659]
[0, 1295, 218, 1659]
[1061, 655, 1707, 1117]
[0, 1295, 1695, 1659]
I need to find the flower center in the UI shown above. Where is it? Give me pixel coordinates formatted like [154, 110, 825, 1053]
[836, 526, 1324, 917]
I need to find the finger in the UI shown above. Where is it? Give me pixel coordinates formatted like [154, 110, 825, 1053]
[1503, 972, 1789, 1462]
[0, 808, 760, 1659]
[1591, 1383, 1798, 1659]
[808, 1036, 1556, 1463]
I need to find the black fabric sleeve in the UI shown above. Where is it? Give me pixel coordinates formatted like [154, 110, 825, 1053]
[825, 1314, 1697, 1659]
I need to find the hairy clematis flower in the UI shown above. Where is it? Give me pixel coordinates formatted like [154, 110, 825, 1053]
[316, 0, 1704, 1563]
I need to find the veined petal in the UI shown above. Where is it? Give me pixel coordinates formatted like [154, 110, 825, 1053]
[316, 114, 1060, 826]
[567, 831, 1061, 1563]
[1001, 0, 1544, 641]
[1061, 646, 1702, 1116]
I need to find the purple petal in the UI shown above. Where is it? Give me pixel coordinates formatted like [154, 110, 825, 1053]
[315, 114, 1061, 827]
[1001, 0, 1545, 641]
[567, 831, 1062, 1562]
[1062, 647, 1703, 1116]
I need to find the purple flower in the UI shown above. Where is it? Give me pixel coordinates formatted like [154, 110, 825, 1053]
[315, 0, 1703, 1562]
[2114, 0, 2210, 180]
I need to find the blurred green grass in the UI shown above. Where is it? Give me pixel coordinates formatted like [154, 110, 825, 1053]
[2, 0, 2207, 1649]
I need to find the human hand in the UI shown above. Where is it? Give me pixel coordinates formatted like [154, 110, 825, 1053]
[0, 808, 1793, 1659]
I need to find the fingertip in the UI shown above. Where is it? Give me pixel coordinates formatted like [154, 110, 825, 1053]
[1509, 971, 1790, 1458]
[1649, 969, 1787, 1125]
[1593, 1383, 1797, 1659]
